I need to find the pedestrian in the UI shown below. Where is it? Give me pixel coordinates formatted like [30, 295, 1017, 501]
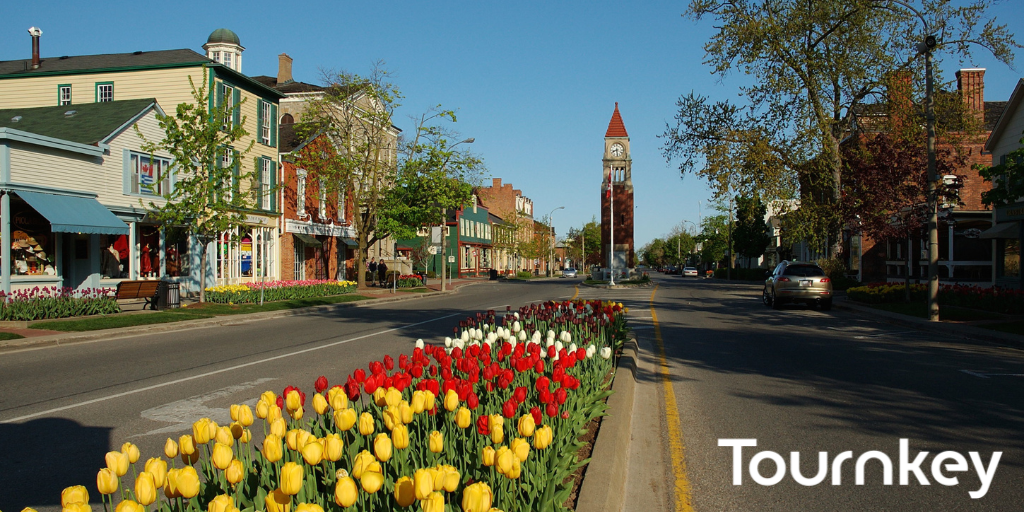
[368, 257, 377, 287]
[377, 260, 388, 287]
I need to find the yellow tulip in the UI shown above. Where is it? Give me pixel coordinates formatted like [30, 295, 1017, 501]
[394, 476, 415, 507]
[328, 387, 348, 411]
[268, 404, 283, 423]
[358, 412, 375, 435]
[383, 407, 399, 432]
[212, 442, 234, 470]
[178, 434, 196, 457]
[62, 504, 91, 512]
[144, 457, 167, 488]
[120, 442, 140, 464]
[482, 446, 496, 466]
[456, 407, 472, 429]
[230, 404, 241, 421]
[226, 459, 244, 485]
[441, 465, 459, 492]
[507, 456, 522, 479]
[192, 418, 213, 444]
[490, 424, 504, 445]
[489, 414, 504, 430]
[236, 404, 254, 426]
[241, 428, 252, 444]
[533, 425, 553, 450]
[286, 429, 301, 451]
[399, 400, 413, 424]
[510, 437, 530, 462]
[261, 390, 278, 405]
[429, 431, 444, 453]
[209, 494, 238, 512]
[96, 467, 118, 495]
[374, 433, 392, 462]
[385, 387, 402, 407]
[286, 390, 302, 412]
[295, 429, 314, 451]
[134, 471, 157, 505]
[360, 467, 384, 493]
[351, 450, 375, 479]
[411, 390, 426, 414]
[290, 405, 305, 421]
[313, 393, 329, 415]
[164, 468, 180, 498]
[114, 501, 143, 512]
[423, 491, 445, 512]
[271, 417, 287, 438]
[324, 433, 344, 462]
[280, 462, 304, 495]
[429, 466, 445, 491]
[163, 438, 178, 458]
[423, 390, 436, 411]
[413, 468, 434, 500]
[334, 408, 357, 431]
[22, 508, 39, 512]
[462, 482, 494, 512]
[517, 414, 536, 437]
[176, 465, 201, 498]
[61, 485, 89, 505]
[105, 450, 129, 477]
[496, 447, 514, 475]
[391, 424, 410, 450]
[216, 425, 234, 445]
[263, 434, 284, 463]
[230, 421, 244, 440]
[443, 389, 459, 412]
[334, 477, 357, 507]
[373, 387, 387, 406]
[266, 488, 291, 512]
[301, 440, 324, 465]
[294, 504, 323, 512]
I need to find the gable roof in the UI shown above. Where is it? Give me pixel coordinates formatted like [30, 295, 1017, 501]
[985, 79, 1024, 152]
[0, 98, 158, 146]
[251, 75, 325, 94]
[605, 102, 628, 138]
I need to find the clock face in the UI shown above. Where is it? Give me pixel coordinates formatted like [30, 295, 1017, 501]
[610, 143, 624, 157]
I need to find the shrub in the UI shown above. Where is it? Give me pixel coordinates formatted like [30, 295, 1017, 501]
[517, 271, 533, 279]
[847, 283, 1024, 315]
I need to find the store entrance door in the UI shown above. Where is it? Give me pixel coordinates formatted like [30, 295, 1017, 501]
[63, 234, 92, 290]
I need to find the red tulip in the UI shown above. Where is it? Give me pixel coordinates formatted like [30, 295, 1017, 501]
[314, 376, 328, 394]
[546, 403, 558, 417]
[513, 386, 527, 404]
[531, 406, 542, 426]
[476, 415, 490, 435]
[384, 355, 395, 371]
[502, 399, 517, 418]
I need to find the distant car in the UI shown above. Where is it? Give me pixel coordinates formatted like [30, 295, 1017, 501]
[763, 260, 833, 310]
[682, 267, 698, 277]
[561, 268, 577, 278]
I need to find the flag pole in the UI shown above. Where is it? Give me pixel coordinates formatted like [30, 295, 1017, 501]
[609, 166, 616, 286]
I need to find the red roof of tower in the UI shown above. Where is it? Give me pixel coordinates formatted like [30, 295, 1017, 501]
[605, 102, 628, 137]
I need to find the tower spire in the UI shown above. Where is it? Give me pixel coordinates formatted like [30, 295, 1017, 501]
[605, 102, 628, 138]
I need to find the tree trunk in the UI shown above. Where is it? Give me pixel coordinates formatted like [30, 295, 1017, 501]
[356, 236, 367, 288]
[199, 243, 207, 303]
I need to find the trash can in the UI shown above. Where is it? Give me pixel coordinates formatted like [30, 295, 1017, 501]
[157, 281, 181, 310]
[489, 269, 498, 280]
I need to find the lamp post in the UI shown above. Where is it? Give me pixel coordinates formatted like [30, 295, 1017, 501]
[547, 206, 564, 277]
[918, 35, 940, 322]
[439, 137, 474, 292]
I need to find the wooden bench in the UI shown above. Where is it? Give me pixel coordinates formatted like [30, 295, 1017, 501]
[115, 280, 161, 310]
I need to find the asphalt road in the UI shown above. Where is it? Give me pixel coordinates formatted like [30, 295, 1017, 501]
[618, 274, 1024, 512]
[0, 279, 580, 510]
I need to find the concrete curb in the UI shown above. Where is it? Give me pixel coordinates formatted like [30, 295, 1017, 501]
[833, 297, 1024, 348]
[0, 284, 478, 353]
[576, 335, 639, 512]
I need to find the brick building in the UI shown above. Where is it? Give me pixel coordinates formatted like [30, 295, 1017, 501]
[475, 178, 536, 273]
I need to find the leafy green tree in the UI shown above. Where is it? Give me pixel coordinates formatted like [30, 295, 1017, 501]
[565, 219, 601, 269]
[980, 144, 1024, 207]
[733, 195, 771, 261]
[137, 68, 255, 302]
[663, 0, 1018, 256]
[697, 215, 729, 267]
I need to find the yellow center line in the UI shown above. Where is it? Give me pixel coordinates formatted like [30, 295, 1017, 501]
[572, 285, 579, 300]
[651, 284, 694, 512]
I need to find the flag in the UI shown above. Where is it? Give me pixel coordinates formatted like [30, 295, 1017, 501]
[606, 168, 612, 199]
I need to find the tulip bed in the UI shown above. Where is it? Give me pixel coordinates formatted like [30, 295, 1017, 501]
[204, 280, 358, 304]
[52, 299, 629, 512]
[396, 275, 425, 288]
[0, 286, 119, 321]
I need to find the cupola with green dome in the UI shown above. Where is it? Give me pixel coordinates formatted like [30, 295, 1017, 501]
[202, 28, 245, 72]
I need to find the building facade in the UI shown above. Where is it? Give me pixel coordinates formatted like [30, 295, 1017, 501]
[475, 178, 535, 274]
[601, 103, 635, 272]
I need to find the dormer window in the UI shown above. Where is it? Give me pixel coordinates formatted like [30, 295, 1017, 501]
[212, 51, 220, 63]
[223, 52, 232, 69]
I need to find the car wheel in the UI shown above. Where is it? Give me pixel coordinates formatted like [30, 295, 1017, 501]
[771, 290, 784, 310]
[762, 287, 772, 307]
[820, 299, 833, 311]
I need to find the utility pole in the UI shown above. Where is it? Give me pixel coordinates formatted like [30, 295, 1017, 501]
[727, 193, 733, 281]
[921, 35, 940, 322]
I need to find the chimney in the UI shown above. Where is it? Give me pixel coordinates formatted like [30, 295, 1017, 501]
[277, 53, 293, 85]
[956, 68, 985, 118]
[492, 178, 501, 188]
[28, 27, 42, 70]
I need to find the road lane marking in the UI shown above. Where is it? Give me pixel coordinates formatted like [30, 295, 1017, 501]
[0, 312, 463, 424]
[135, 378, 274, 437]
[572, 285, 579, 300]
[650, 284, 694, 512]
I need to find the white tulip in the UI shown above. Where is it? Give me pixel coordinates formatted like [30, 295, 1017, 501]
[487, 332, 497, 344]
[546, 330, 555, 341]
[445, 347, 453, 355]
[600, 347, 612, 359]
[514, 312, 520, 319]
[554, 341, 564, 353]
[513, 321, 521, 333]
[539, 349, 546, 359]
[518, 331, 528, 342]
[532, 331, 542, 343]
[461, 331, 470, 343]
[546, 338, 555, 348]
[444, 337, 453, 348]
[586, 345, 596, 359]
[416, 339, 425, 349]
[569, 343, 578, 353]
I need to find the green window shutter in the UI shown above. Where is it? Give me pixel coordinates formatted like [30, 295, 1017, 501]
[256, 100, 265, 144]
[271, 159, 278, 212]
[232, 149, 240, 198]
[216, 83, 224, 108]
[232, 87, 241, 128]
[270, 104, 278, 148]
[211, 147, 222, 203]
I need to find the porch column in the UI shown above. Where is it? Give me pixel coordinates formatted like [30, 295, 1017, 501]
[947, 223, 955, 279]
[129, 221, 137, 279]
[1, 191, 10, 294]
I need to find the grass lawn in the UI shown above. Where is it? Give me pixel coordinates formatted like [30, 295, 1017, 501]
[980, 321, 1024, 336]
[29, 294, 371, 332]
[868, 302, 1007, 322]
[0, 332, 25, 340]
[403, 288, 434, 293]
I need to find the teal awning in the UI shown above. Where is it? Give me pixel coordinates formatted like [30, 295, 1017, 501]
[16, 190, 129, 235]
[293, 233, 323, 246]
[341, 237, 359, 247]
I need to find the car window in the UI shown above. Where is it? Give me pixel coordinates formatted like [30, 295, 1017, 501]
[783, 265, 826, 277]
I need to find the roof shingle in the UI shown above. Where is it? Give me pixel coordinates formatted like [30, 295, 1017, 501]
[0, 99, 157, 146]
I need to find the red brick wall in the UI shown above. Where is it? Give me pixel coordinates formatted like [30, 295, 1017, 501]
[600, 184, 635, 267]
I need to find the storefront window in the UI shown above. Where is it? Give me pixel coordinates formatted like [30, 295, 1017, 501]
[11, 230, 55, 277]
[165, 227, 190, 277]
[1003, 239, 1020, 278]
[138, 225, 160, 278]
[100, 234, 130, 278]
[216, 226, 276, 282]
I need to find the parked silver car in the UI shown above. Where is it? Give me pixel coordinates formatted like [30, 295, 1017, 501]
[763, 261, 833, 310]
[561, 268, 578, 278]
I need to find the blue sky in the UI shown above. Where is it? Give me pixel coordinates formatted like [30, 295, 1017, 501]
[1, 1, 1022, 248]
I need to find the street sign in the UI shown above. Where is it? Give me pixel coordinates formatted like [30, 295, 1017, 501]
[428, 246, 438, 255]
[448, 256, 455, 263]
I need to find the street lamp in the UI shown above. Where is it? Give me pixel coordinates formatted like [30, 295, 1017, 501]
[548, 206, 564, 277]
[439, 137, 475, 292]
[918, 34, 940, 322]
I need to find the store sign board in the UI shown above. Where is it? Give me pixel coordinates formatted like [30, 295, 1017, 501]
[996, 201, 1024, 222]
[285, 219, 356, 238]
[245, 215, 273, 227]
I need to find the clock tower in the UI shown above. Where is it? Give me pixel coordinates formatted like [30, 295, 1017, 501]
[601, 102, 634, 271]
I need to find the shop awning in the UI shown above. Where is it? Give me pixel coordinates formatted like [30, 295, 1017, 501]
[16, 190, 129, 235]
[980, 222, 1019, 239]
[293, 233, 323, 246]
